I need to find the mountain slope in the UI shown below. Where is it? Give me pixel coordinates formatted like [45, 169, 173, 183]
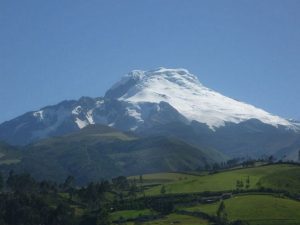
[0, 125, 223, 184]
[0, 96, 187, 145]
[0, 142, 21, 166]
[140, 119, 300, 158]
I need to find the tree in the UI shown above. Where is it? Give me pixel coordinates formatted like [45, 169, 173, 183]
[128, 183, 138, 199]
[213, 163, 221, 170]
[217, 201, 228, 224]
[245, 176, 250, 190]
[96, 207, 111, 225]
[236, 179, 244, 191]
[84, 182, 100, 209]
[39, 180, 57, 194]
[139, 175, 145, 196]
[235, 180, 240, 190]
[139, 175, 143, 184]
[231, 220, 249, 225]
[79, 207, 111, 225]
[112, 176, 129, 190]
[227, 158, 240, 168]
[268, 155, 275, 163]
[204, 163, 211, 171]
[160, 185, 166, 195]
[0, 192, 53, 225]
[149, 199, 174, 215]
[63, 176, 75, 200]
[0, 172, 4, 191]
[63, 176, 75, 190]
[50, 203, 75, 225]
[242, 160, 255, 168]
[6, 172, 36, 193]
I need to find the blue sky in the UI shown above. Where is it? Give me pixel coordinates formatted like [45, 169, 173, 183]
[1, 0, 300, 123]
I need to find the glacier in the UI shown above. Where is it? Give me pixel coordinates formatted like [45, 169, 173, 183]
[107, 67, 295, 130]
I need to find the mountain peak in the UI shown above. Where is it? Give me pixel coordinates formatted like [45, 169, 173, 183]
[148, 67, 191, 75]
[128, 67, 201, 85]
[106, 67, 295, 130]
[105, 67, 202, 99]
[126, 69, 145, 80]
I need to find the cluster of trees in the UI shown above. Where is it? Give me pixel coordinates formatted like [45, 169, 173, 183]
[0, 175, 80, 225]
[203, 158, 255, 172]
[236, 176, 250, 191]
[203, 155, 286, 173]
[0, 171, 116, 225]
[0, 171, 159, 225]
[148, 198, 174, 215]
[0, 193, 76, 225]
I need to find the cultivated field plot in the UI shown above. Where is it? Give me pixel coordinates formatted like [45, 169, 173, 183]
[182, 194, 300, 225]
[111, 212, 209, 225]
[143, 164, 300, 195]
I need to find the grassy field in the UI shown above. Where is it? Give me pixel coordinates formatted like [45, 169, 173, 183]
[141, 214, 209, 225]
[182, 194, 300, 225]
[258, 167, 300, 193]
[111, 212, 209, 225]
[116, 164, 300, 224]
[110, 209, 155, 221]
[143, 164, 300, 195]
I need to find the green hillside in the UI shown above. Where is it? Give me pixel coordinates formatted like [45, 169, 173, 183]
[0, 159, 300, 225]
[143, 164, 300, 195]
[183, 194, 300, 225]
[110, 164, 300, 225]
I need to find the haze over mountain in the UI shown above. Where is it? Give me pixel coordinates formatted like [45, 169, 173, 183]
[0, 124, 224, 184]
[0, 68, 299, 160]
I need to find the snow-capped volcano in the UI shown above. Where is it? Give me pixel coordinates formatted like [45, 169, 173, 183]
[0, 67, 299, 148]
[105, 67, 294, 129]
